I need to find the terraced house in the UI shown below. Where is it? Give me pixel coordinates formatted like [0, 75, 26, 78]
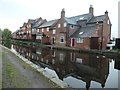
[12, 5, 112, 49]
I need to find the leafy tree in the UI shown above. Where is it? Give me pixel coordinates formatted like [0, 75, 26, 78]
[2, 28, 12, 48]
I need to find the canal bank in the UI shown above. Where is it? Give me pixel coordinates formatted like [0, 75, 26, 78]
[1, 45, 69, 88]
[12, 40, 120, 59]
[35, 44, 120, 59]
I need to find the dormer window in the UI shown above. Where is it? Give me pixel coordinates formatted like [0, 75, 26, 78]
[58, 24, 61, 28]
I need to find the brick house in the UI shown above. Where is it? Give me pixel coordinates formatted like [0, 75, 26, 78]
[13, 5, 111, 49]
[36, 19, 57, 44]
[14, 17, 46, 41]
[49, 5, 112, 49]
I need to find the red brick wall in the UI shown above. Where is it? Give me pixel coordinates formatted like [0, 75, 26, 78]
[53, 18, 67, 46]
[75, 38, 91, 49]
[41, 37, 49, 44]
[102, 16, 111, 49]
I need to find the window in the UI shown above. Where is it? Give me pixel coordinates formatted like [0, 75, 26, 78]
[64, 23, 67, 27]
[60, 36, 64, 43]
[37, 29, 40, 32]
[58, 24, 61, 28]
[76, 58, 82, 64]
[70, 25, 74, 29]
[42, 28, 44, 32]
[107, 20, 109, 25]
[53, 29, 56, 34]
[47, 27, 49, 31]
[79, 32, 84, 35]
[77, 38, 83, 43]
[79, 17, 84, 20]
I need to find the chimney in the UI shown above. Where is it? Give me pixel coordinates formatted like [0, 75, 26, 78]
[89, 5, 94, 15]
[105, 10, 108, 16]
[61, 8, 65, 18]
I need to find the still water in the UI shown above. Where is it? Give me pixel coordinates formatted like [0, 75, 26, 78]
[12, 44, 120, 89]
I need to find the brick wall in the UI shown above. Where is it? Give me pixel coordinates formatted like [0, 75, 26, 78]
[75, 38, 90, 49]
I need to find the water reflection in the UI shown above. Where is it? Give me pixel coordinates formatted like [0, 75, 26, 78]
[12, 44, 119, 89]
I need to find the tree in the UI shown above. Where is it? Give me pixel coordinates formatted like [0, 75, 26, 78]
[0, 29, 2, 44]
[2, 28, 12, 48]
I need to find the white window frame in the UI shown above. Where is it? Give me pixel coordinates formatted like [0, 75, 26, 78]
[64, 23, 67, 27]
[37, 29, 40, 32]
[107, 20, 109, 25]
[60, 36, 64, 43]
[53, 29, 56, 34]
[47, 27, 49, 31]
[58, 24, 61, 28]
[76, 38, 83, 43]
[42, 28, 44, 32]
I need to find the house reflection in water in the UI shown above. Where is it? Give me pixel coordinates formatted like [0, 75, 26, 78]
[13, 44, 110, 89]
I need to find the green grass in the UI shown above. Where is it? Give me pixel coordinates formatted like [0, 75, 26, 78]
[2, 51, 29, 88]
[2, 47, 61, 88]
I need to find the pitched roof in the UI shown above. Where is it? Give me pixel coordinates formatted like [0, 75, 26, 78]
[64, 13, 93, 25]
[33, 19, 45, 28]
[38, 19, 58, 28]
[69, 13, 93, 22]
[64, 17, 78, 25]
[88, 15, 106, 23]
[70, 25, 96, 38]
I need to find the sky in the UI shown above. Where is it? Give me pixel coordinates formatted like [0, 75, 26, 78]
[0, 0, 119, 38]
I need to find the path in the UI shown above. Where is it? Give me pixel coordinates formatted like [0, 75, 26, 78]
[1, 45, 57, 88]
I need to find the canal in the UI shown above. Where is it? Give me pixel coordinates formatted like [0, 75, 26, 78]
[12, 44, 120, 89]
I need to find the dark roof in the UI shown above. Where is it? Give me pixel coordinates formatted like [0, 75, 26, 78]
[33, 19, 45, 28]
[30, 19, 35, 24]
[38, 19, 58, 28]
[69, 13, 93, 22]
[64, 17, 78, 25]
[88, 15, 106, 23]
[64, 13, 93, 25]
[70, 25, 96, 38]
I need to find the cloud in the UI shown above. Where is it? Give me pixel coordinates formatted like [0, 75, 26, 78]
[0, 0, 119, 37]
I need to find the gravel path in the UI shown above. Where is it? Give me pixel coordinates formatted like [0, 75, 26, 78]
[1, 45, 57, 88]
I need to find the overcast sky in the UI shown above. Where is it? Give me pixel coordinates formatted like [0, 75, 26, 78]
[0, 0, 119, 38]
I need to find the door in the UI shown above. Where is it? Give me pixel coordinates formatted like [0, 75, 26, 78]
[53, 37, 55, 44]
[71, 38, 75, 46]
[90, 37, 99, 49]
